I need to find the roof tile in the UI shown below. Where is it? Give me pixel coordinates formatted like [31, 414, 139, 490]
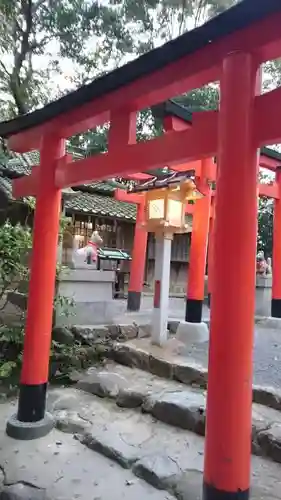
[65, 191, 136, 220]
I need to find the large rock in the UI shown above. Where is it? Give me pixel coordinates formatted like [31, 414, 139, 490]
[149, 356, 174, 379]
[71, 326, 109, 345]
[0, 483, 47, 500]
[174, 363, 207, 388]
[164, 470, 203, 500]
[110, 344, 150, 371]
[54, 410, 92, 434]
[143, 391, 206, 436]
[119, 325, 139, 341]
[81, 428, 141, 468]
[76, 369, 128, 398]
[133, 454, 181, 490]
[253, 385, 281, 412]
[6, 292, 27, 312]
[106, 324, 121, 340]
[116, 389, 144, 408]
[52, 326, 74, 345]
[257, 423, 281, 463]
[137, 324, 151, 339]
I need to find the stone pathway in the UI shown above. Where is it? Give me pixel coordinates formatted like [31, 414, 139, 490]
[70, 361, 281, 464]
[80, 295, 281, 392]
[109, 337, 281, 412]
[2, 385, 281, 500]
[0, 401, 174, 500]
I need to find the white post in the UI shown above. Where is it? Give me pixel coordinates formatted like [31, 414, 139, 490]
[57, 201, 65, 265]
[151, 234, 172, 346]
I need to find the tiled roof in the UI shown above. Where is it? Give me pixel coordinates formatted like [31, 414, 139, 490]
[76, 180, 123, 194]
[0, 173, 136, 221]
[0, 175, 12, 199]
[65, 191, 136, 220]
[2, 149, 83, 177]
[0, 149, 137, 220]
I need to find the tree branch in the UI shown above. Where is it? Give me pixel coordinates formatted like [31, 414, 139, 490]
[10, 0, 33, 114]
[0, 60, 11, 78]
[194, 0, 207, 27]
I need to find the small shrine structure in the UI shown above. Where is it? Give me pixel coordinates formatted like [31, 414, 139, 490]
[128, 169, 202, 344]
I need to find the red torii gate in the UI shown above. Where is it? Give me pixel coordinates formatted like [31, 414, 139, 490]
[116, 163, 281, 319]
[113, 102, 281, 322]
[1, 1, 281, 499]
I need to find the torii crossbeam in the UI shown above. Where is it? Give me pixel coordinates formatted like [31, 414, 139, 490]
[1, 1, 281, 499]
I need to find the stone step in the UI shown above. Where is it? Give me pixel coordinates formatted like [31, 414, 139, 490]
[47, 385, 281, 500]
[108, 337, 281, 413]
[66, 361, 281, 466]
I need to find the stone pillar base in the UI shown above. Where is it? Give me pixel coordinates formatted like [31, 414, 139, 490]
[271, 298, 281, 318]
[6, 412, 54, 440]
[127, 291, 141, 311]
[176, 321, 209, 345]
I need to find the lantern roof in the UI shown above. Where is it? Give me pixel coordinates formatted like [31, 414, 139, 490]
[128, 169, 196, 194]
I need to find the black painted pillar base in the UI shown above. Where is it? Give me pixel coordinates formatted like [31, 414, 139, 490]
[271, 298, 281, 318]
[185, 298, 203, 323]
[127, 290, 141, 311]
[6, 383, 54, 440]
[203, 483, 249, 500]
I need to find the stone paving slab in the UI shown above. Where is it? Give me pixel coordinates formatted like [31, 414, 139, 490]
[46, 388, 281, 498]
[2, 389, 281, 499]
[67, 361, 281, 465]
[0, 401, 175, 500]
[108, 338, 281, 413]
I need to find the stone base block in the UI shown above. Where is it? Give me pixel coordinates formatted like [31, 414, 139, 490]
[256, 316, 281, 329]
[176, 321, 209, 345]
[6, 412, 54, 440]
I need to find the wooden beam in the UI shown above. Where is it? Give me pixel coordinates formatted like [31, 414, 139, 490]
[13, 167, 39, 198]
[255, 86, 281, 146]
[55, 111, 218, 188]
[258, 182, 279, 199]
[114, 189, 143, 205]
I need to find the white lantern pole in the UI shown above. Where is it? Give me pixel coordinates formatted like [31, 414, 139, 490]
[151, 233, 172, 346]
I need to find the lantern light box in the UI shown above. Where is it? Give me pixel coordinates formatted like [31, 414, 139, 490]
[128, 170, 203, 236]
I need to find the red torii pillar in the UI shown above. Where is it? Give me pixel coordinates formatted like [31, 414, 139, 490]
[185, 159, 212, 323]
[115, 189, 147, 311]
[208, 181, 277, 313]
[204, 52, 259, 499]
[7, 135, 65, 440]
[272, 167, 281, 317]
[128, 202, 148, 311]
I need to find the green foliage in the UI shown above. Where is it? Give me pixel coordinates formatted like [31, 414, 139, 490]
[0, 360, 17, 379]
[0, 215, 80, 392]
[257, 172, 274, 257]
[0, 221, 32, 303]
[0, 0, 241, 120]
[54, 293, 75, 319]
[258, 197, 273, 257]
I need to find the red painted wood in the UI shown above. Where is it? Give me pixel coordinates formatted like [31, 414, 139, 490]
[272, 169, 281, 299]
[114, 188, 144, 205]
[204, 52, 260, 493]
[55, 114, 218, 188]
[255, 86, 281, 146]
[187, 167, 211, 301]
[153, 280, 161, 309]
[128, 203, 147, 294]
[20, 136, 65, 385]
